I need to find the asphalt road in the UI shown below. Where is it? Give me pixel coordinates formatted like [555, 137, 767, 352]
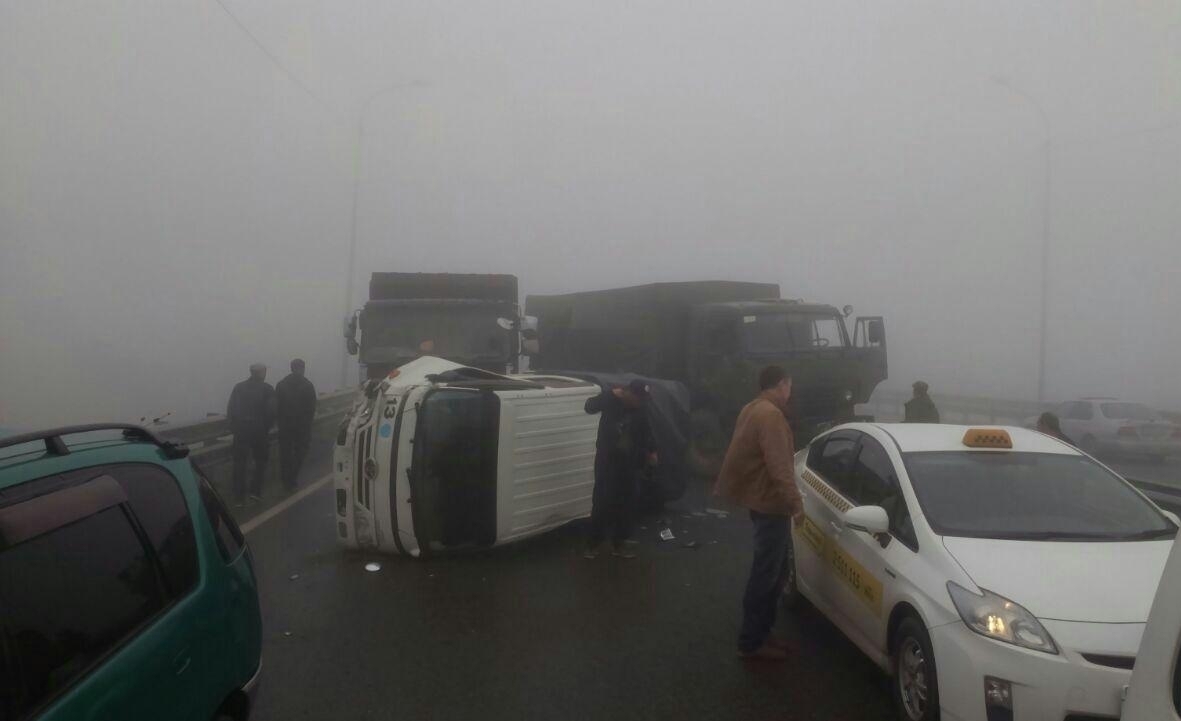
[242, 469, 895, 721]
[234, 445, 1181, 721]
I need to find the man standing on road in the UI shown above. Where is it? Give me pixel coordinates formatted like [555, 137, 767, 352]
[583, 379, 658, 559]
[714, 366, 804, 662]
[904, 380, 940, 423]
[276, 358, 317, 491]
[227, 363, 275, 507]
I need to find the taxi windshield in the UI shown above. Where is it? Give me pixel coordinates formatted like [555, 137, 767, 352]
[903, 452, 1176, 541]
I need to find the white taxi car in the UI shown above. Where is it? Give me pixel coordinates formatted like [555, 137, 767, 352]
[783, 423, 1179, 721]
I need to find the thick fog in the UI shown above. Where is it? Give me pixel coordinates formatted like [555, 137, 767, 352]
[2, 1, 1180, 428]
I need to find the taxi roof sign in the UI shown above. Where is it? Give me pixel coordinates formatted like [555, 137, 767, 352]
[962, 428, 1013, 449]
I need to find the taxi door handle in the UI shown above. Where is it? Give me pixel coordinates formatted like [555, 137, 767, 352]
[173, 649, 191, 676]
[829, 521, 844, 534]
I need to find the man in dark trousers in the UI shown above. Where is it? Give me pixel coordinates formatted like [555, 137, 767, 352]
[714, 366, 803, 662]
[275, 358, 318, 490]
[904, 380, 941, 423]
[227, 363, 275, 506]
[583, 379, 657, 559]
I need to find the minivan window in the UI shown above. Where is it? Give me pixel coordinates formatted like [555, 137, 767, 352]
[0, 506, 164, 719]
[1100, 402, 1157, 421]
[197, 472, 245, 563]
[75, 464, 197, 599]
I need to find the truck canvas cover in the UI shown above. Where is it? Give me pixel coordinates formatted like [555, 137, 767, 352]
[527, 281, 778, 380]
[369, 273, 518, 302]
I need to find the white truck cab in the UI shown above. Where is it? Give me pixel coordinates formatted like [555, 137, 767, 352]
[333, 356, 600, 557]
[1122, 527, 1181, 720]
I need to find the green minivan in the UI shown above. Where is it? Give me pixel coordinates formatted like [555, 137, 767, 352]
[0, 424, 262, 721]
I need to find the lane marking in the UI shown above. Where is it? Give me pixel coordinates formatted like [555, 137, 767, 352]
[242, 473, 334, 535]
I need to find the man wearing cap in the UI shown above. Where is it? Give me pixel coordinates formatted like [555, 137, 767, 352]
[714, 365, 803, 662]
[583, 379, 658, 559]
[1037, 411, 1074, 446]
[276, 358, 318, 490]
[904, 381, 940, 423]
[227, 363, 276, 506]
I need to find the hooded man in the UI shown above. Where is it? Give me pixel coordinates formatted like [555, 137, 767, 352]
[583, 379, 658, 559]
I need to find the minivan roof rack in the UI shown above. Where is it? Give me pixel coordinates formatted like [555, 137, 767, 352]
[0, 424, 189, 459]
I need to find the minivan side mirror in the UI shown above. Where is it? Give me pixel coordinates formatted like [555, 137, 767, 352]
[843, 505, 890, 535]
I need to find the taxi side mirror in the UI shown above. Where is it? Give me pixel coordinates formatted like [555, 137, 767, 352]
[1163, 510, 1180, 527]
[843, 505, 890, 535]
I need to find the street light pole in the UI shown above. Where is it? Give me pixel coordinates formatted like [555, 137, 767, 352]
[995, 78, 1052, 402]
[340, 82, 425, 389]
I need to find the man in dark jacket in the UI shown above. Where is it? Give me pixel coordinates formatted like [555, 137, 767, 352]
[583, 379, 657, 559]
[1037, 411, 1074, 446]
[275, 358, 317, 490]
[904, 381, 941, 423]
[227, 363, 276, 506]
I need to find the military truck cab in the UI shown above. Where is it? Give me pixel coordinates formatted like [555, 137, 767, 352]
[687, 299, 886, 433]
[345, 273, 528, 380]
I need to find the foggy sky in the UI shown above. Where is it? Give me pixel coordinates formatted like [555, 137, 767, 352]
[3, 1, 1180, 427]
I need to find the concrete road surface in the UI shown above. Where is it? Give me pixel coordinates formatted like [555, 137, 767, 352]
[242, 476, 895, 721]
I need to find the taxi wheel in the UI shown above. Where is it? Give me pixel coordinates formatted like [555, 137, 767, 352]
[779, 538, 800, 609]
[891, 617, 940, 721]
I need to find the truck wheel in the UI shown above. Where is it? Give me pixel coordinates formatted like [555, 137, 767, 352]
[892, 617, 940, 721]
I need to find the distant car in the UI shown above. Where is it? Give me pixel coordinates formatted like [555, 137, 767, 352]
[1034, 398, 1181, 461]
[784, 422, 1179, 721]
[1121, 526, 1181, 720]
[0, 424, 262, 721]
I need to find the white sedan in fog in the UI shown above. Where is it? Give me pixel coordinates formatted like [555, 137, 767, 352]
[783, 423, 1179, 721]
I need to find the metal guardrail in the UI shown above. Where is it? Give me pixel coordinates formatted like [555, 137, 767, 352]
[158, 388, 358, 465]
[862, 389, 1050, 425]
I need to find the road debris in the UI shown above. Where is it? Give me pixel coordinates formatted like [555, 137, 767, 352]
[682, 540, 700, 549]
[289, 573, 300, 581]
[364, 562, 382, 573]
[660, 528, 676, 541]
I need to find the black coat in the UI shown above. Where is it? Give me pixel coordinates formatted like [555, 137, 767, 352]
[585, 391, 655, 472]
[904, 394, 940, 423]
[275, 373, 317, 433]
[227, 378, 275, 436]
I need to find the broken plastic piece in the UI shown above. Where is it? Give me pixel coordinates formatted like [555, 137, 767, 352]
[660, 528, 675, 541]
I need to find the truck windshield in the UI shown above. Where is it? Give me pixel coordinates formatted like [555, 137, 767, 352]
[361, 306, 510, 364]
[742, 313, 846, 353]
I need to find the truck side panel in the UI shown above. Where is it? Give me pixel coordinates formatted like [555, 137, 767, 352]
[526, 280, 779, 378]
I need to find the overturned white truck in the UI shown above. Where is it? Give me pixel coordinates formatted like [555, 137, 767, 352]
[334, 357, 600, 556]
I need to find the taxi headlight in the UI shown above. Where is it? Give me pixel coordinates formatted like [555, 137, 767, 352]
[947, 582, 1058, 654]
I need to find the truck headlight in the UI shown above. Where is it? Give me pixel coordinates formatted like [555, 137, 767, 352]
[947, 582, 1058, 654]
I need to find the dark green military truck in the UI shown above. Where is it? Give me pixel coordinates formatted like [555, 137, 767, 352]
[526, 281, 887, 468]
[345, 273, 527, 380]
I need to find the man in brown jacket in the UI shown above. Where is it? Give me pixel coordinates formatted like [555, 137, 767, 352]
[714, 365, 804, 661]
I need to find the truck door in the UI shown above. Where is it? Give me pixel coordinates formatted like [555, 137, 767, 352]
[851, 317, 888, 404]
